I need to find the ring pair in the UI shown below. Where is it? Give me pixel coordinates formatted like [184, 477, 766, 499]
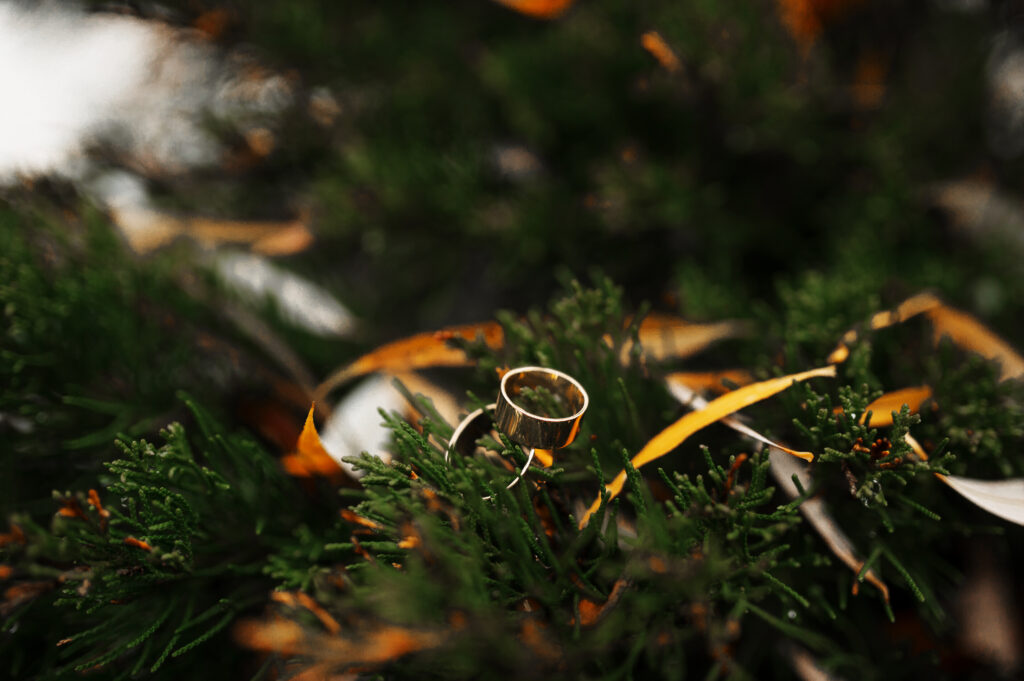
[445, 366, 588, 498]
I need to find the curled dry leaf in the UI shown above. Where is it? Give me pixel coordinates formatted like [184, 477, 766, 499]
[667, 378, 888, 598]
[316, 312, 742, 404]
[939, 477, 1024, 526]
[666, 370, 754, 394]
[851, 386, 933, 428]
[826, 293, 1024, 523]
[625, 315, 749, 364]
[926, 305, 1024, 380]
[829, 293, 1024, 381]
[314, 322, 504, 403]
[904, 434, 1024, 526]
[281, 405, 347, 480]
[828, 293, 941, 363]
[579, 366, 836, 528]
[666, 379, 813, 462]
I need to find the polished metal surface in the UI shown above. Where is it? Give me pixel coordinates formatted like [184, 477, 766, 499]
[494, 366, 589, 449]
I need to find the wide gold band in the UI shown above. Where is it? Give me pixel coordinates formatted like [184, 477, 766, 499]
[494, 366, 589, 450]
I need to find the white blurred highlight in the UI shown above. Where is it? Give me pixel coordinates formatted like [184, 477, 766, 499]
[215, 250, 356, 338]
[0, 2, 292, 181]
[319, 376, 402, 476]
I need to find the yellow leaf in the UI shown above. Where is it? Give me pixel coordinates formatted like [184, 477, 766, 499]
[666, 378, 814, 462]
[858, 386, 932, 427]
[314, 322, 504, 402]
[665, 369, 753, 394]
[580, 365, 836, 527]
[926, 306, 1024, 381]
[281, 405, 345, 478]
[828, 292, 941, 363]
[628, 315, 748, 363]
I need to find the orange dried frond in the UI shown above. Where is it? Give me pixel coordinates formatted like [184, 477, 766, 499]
[860, 386, 933, 427]
[283, 405, 345, 479]
[582, 365, 836, 527]
[926, 305, 1024, 381]
[828, 292, 943, 363]
[0, 565, 12, 580]
[494, 0, 575, 19]
[666, 369, 753, 393]
[315, 322, 503, 401]
[534, 448, 554, 467]
[627, 314, 748, 363]
[641, 31, 682, 73]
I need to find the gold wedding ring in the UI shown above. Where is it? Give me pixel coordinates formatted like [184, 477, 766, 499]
[444, 366, 587, 499]
[494, 366, 589, 450]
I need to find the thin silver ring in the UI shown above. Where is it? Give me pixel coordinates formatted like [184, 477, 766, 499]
[445, 403, 535, 500]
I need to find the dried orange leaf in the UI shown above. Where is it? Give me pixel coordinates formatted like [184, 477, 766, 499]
[493, 0, 574, 19]
[666, 369, 754, 394]
[315, 322, 503, 402]
[641, 31, 682, 73]
[926, 306, 1024, 381]
[769, 450, 889, 600]
[114, 208, 313, 256]
[829, 293, 1024, 381]
[580, 365, 836, 527]
[628, 315, 748, 363]
[666, 379, 814, 462]
[828, 293, 941, 363]
[281, 405, 346, 478]
[858, 386, 933, 427]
